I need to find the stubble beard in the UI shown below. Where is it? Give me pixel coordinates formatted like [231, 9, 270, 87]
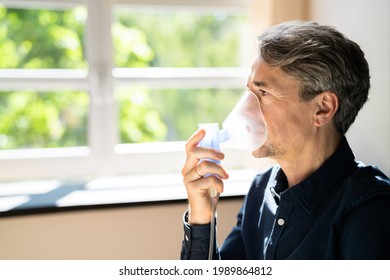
[252, 141, 284, 159]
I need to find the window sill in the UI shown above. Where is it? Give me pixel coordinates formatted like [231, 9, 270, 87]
[0, 169, 258, 217]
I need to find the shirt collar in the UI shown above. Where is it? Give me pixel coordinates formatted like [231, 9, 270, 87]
[276, 137, 358, 214]
[270, 169, 288, 205]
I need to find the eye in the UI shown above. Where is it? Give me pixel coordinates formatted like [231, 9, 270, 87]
[258, 89, 269, 96]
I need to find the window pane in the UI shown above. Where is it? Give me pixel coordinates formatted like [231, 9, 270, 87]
[116, 86, 242, 143]
[0, 5, 87, 69]
[0, 91, 89, 149]
[113, 8, 248, 67]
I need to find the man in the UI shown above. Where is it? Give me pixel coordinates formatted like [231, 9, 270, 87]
[180, 21, 390, 259]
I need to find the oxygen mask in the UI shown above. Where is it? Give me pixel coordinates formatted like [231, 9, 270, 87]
[199, 90, 267, 152]
[220, 90, 267, 150]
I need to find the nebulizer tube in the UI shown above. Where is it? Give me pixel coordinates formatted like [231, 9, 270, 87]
[197, 91, 268, 260]
[197, 123, 220, 260]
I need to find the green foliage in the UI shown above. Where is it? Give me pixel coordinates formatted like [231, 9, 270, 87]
[117, 87, 242, 142]
[0, 91, 88, 149]
[117, 86, 167, 143]
[0, 6, 246, 148]
[0, 6, 87, 69]
[112, 23, 154, 67]
[113, 11, 246, 67]
[114, 10, 247, 142]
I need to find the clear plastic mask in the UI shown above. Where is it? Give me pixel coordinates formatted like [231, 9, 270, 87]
[197, 91, 267, 198]
[220, 90, 267, 151]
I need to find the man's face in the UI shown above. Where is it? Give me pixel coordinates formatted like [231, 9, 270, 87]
[247, 58, 317, 161]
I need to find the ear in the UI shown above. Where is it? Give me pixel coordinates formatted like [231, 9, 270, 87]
[313, 91, 339, 127]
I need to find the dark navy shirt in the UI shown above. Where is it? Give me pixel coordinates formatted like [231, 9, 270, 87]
[181, 138, 390, 259]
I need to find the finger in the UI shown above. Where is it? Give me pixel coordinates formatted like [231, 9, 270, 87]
[194, 164, 202, 179]
[184, 160, 229, 183]
[182, 129, 225, 175]
[186, 175, 225, 197]
[185, 129, 206, 151]
[182, 147, 225, 178]
[181, 130, 205, 175]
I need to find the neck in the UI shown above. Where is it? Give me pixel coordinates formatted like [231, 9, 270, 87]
[277, 133, 342, 187]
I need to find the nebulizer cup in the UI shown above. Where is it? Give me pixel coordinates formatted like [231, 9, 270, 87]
[197, 90, 268, 259]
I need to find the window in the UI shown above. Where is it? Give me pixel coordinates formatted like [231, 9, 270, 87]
[0, 0, 259, 183]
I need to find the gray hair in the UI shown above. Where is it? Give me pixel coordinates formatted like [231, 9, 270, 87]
[257, 21, 370, 134]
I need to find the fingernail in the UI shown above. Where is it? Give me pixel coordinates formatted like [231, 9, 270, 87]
[217, 152, 224, 159]
[193, 130, 201, 138]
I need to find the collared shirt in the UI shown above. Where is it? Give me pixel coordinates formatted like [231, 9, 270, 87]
[181, 138, 390, 259]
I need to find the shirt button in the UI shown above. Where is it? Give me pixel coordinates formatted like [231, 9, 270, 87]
[185, 235, 189, 241]
[277, 218, 285, 226]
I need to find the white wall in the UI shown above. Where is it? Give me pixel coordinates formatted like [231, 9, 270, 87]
[310, 0, 390, 176]
[0, 199, 243, 260]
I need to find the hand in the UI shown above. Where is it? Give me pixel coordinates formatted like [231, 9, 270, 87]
[181, 129, 229, 225]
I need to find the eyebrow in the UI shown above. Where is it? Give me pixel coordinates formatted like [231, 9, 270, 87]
[253, 80, 272, 89]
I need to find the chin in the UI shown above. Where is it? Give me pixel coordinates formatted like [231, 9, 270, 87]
[252, 142, 280, 159]
[252, 146, 269, 158]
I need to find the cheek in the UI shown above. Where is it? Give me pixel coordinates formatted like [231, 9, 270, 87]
[262, 104, 285, 126]
[263, 106, 309, 137]
[262, 112, 285, 141]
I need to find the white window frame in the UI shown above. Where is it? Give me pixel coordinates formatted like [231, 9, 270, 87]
[0, 0, 264, 182]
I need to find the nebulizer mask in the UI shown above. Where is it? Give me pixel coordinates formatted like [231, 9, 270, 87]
[198, 90, 268, 156]
[197, 90, 268, 259]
